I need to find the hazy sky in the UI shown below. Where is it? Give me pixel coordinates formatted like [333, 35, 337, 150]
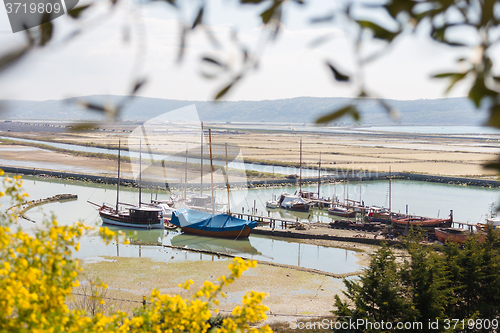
[0, 0, 478, 101]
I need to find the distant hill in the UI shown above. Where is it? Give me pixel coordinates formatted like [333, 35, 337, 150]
[0, 95, 488, 125]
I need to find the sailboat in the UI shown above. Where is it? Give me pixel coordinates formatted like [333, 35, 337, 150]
[91, 136, 164, 229]
[266, 166, 280, 209]
[169, 130, 257, 239]
[278, 139, 311, 212]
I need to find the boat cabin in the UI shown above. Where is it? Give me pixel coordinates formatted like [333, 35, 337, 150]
[191, 195, 212, 207]
[129, 207, 163, 222]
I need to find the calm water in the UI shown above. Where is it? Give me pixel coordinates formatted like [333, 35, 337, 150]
[359, 126, 500, 135]
[228, 180, 499, 224]
[2, 174, 499, 275]
[1, 176, 361, 275]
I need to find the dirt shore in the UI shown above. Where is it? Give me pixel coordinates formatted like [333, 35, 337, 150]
[78, 255, 355, 324]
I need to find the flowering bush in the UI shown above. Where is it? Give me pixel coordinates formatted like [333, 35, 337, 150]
[0, 171, 272, 332]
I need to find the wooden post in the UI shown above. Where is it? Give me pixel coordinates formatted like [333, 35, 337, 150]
[139, 138, 142, 208]
[200, 121, 204, 196]
[209, 129, 214, 214]
[389, 166, 392, 213]
[225, 143, 231, 214]
[318, 151, 321, 199]
[299, 139, 302, 194]
[184, 143, 188, 201]
[116, 136, 121, 213]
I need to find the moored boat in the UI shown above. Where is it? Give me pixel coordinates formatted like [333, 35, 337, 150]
[328, 205, 356, 218]
[151, 199, 176, 219]
[279, 193, 311, 212]
[99, 204, 164, 229]
[435, 227, 485, 243]
[391, 213, 453, 229]
[484, 217, 500, 228]
[266, 199, 280, 209]
[364, 207, 391, 223]
[170, 208, 257, 239]
[94, 136, 165, 230]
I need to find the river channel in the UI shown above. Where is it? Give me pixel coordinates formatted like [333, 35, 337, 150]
[2, 173, 499, 275]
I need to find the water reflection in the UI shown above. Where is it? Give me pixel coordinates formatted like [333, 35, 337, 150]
[105, 225, 166, 244]
[169, 233, 261, 256]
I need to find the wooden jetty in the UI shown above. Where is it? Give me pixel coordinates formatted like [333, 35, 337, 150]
[231, 212, 299, 229]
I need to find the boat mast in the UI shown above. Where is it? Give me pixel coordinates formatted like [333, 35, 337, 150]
[184, 143, 188, 201]
[272, 165, 275, 200]
[139, 138, 142, 208]
[225, 143, 231, 214]
[209, 129, 215, 214]
[347, 179, 349, 210]
[299, 139, 302, 194]
[200, 121, 203, 196]
[116, 136, 121, 213]
[317, 152, 321, 199]
[389, 166, 392, 213]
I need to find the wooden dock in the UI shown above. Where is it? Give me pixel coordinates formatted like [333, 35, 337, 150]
[231, 212, 298, 229]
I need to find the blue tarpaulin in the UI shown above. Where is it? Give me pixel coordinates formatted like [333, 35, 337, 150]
[170, 208, 257, 232]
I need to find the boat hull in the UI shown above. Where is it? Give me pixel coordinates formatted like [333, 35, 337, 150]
[99, 212, 164, 229]
[328, 209, 356, 218]
[179, 225, 253, 239]
[282, 204, 310, 212]
[435, 227, 485, 243]
[391, 217, 452, 229]
[266, 200, 280, 209]
[170, 208, 257, 239]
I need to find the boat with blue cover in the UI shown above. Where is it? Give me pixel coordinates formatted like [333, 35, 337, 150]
[170, 208, 257, 239]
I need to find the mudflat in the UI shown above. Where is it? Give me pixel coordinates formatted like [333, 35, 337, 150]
[1, 126, 499, 178]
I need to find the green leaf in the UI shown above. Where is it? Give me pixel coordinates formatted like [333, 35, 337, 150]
[357, 20, 399, 42]
[177, 25, 187, 63]
[486, 105, 500, 128]
[384, 0, 416, 19]
[325, 61, 349, 82]
[79, 101, 106, 113]
[378, 99, 399, 121]
[131, 78, 147, 95]
[214, 75, 242, 100]
[432, 71, 468, 94]
[68, 5, 91, 19]
[433, 72, 465, 78]
[69, 122, 99, 132]
[39, 20, 53, 46]
[160, 0, 176, 7]
[260, 1, 280, 24]
[0, 46, 30, 73]
[468, 72, 495, 108]
[191, 6, 204, 29]
[483, 159, 500, 171]
[202, 56, 226, 68]
[481, 0, 495, 25]
[315, 105, 359, 123]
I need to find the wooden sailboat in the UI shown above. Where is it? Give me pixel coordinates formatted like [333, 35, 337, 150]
[95, 136, 164, 229]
